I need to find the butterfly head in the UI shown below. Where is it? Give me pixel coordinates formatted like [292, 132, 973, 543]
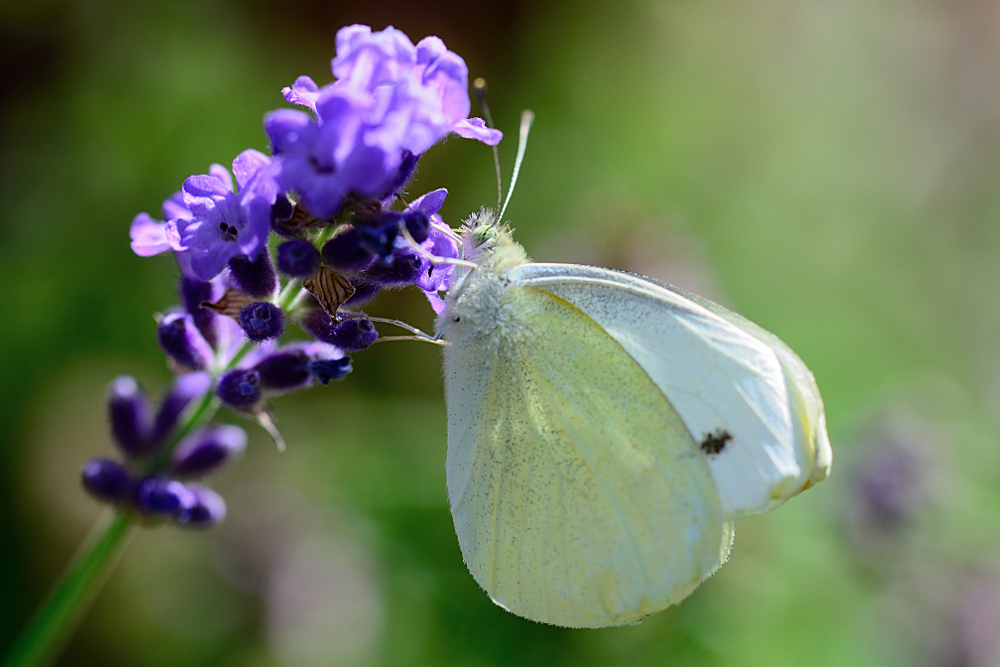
[460, 208, 520, 266]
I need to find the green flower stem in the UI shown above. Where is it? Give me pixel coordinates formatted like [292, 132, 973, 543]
[2, 510, 136, 667]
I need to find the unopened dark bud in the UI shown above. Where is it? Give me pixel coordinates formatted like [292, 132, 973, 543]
[322, 228, 377, 274]
[302, 311, 378, 351]
[179, 276, 218, 347]
[171, 424, 247, 478]
[360, 251, 425, 286]
[153, 372, 212, 443]
[403, 210, 430, 243]
[254, 349, 312, 390]
[308, 357, 353, 385]
[238, 302, 285, 342]
[157, 313, 212, 371]
[108, 376, 153, 456]
[277, 239, 321, 277]
[81, 458, 132, 502]
[216, 369, 261, 408]
[176, 485, 227, 527]
[271, 194, 293, 224]
[344, 280, 381, 306]
[228, 250, 278, 298]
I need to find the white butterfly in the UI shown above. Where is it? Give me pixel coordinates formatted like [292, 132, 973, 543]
[435, 209, 831, 628]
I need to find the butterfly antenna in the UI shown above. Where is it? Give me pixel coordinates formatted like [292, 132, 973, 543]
[474, 78, 503, 212]
[499, 109, 535, 222]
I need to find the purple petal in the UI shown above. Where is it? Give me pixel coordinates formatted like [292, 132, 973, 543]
[453, 118, 503, 145]
[415, 36, 447, 65]
[411, 188, 447, 216]
[162, 191, 191, 220]
[427, 224, 459, 259]
[333, 25, 416, 88]
[425, 290, 448, 315]
[190, 242, 239, 281]
[265, 109, 319, 157]
[183, 174, 233, 217]
[282, 76, 323, 112]
[232, 149, 271, 192]
[421, 50, 470, 122]
[129, 213, 171, 257]
[209, 164, 234, 192]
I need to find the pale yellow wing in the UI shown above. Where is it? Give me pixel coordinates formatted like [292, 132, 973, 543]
[443, 286, 733, 628]
[512, 263, 832, 517]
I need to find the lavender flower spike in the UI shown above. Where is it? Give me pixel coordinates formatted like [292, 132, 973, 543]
[168, 150, 278, 281]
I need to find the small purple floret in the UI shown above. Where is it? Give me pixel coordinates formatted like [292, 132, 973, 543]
[308, 357, 353, 384]
[157, 313, 213, 371]
[216, 369, 262, 408]
[321, 228, 379, 274]
[176, 485, 227, 527]
[153, 372, 213, 443]
[238, 302, 285, 342]
[302, 311, 377, 351]
[277, 239, 321, 277]
[361, 251, 425, 286]
[227, 250, 278, 298]
[108, 376, 153, 456]
[136, 476, 197, 515]
[253, 349, 312, 390]
[171, 424, 247, 478]
[81, 458, 132, 502]
[167, 150, 278, 281]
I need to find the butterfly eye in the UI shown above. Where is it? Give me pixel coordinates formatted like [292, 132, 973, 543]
[471, 225, 496, 248]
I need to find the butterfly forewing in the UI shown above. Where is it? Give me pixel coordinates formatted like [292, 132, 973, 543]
[512, 263, 831, 518]
[444, 285, 731, 628]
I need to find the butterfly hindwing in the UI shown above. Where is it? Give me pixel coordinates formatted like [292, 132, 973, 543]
[444, 285, 732, 628]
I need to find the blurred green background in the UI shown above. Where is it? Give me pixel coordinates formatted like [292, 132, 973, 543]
[3, 0, 1000, 665]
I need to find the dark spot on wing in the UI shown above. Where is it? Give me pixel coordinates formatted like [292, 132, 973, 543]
[700, 429, 732, 456]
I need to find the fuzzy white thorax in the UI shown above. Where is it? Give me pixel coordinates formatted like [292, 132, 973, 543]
[436, 209, 529, 342]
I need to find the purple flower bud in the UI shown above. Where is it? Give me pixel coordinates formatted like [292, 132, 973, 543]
[171, 424, 247, 478]
[176, 485, 227, 528]
[81, 458, 132, 502]
[308, 357, 353, 384]
[253, 349, 312, 390]
[277, 239, 321, 277]
[238, 302, 285, 342]
[228, 250, 278, 298]
[378, 151, 420, 202]
[403, 210, 431, 243]
[216, 369, 261, 408]
[153, 371, 212, 442]
[157, 313, 212, 371]
[321, 228, 379, 274]
[361, 251, 425, 286]
[136, 475, 197, 515]
[178, 275, 219, 348]
[344, 280, 381, 306]
[108, 376, 153, 456]
[301, 311, 377, 351]
[272, 194, 293, 224]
